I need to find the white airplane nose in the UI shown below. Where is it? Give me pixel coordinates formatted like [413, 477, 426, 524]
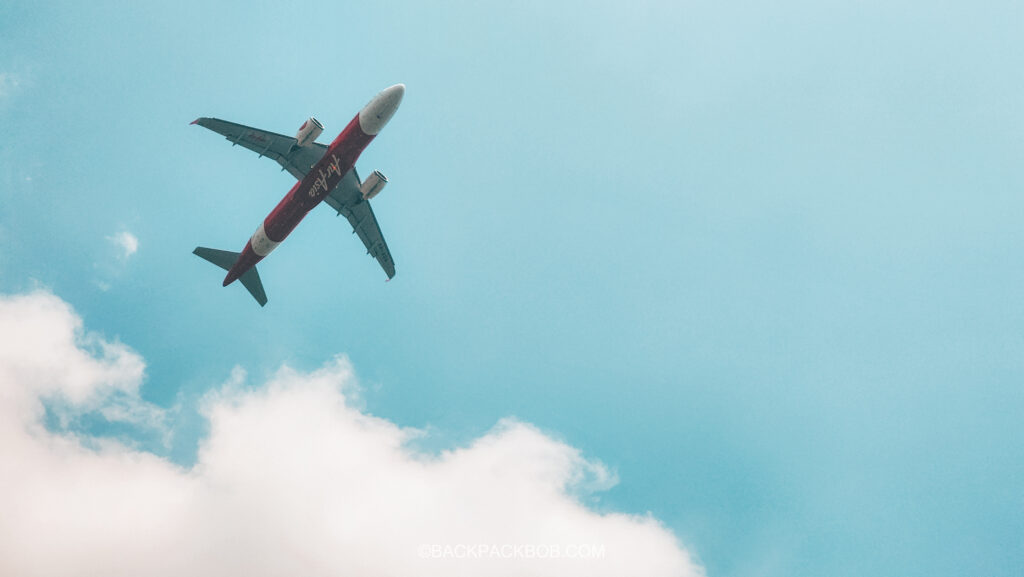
[358, 84, 405, 136]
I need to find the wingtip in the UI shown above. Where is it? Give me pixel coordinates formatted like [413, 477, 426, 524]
[190, 118, 201, 125]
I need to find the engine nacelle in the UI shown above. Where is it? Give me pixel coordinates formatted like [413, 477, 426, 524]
[360, 170, 388, 200]
[295, 117, 324, 147]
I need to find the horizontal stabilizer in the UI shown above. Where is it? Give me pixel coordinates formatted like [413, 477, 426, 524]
[238, 267, 268, 307]
[193, 247, 239, 271]
[193, 246, 268, 307]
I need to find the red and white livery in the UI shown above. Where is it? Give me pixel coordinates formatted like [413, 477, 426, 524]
[191, 84, 405, 306]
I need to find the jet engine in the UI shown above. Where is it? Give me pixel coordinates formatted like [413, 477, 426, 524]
[360, 170, 388, 200]
[295, 117, 324, 147]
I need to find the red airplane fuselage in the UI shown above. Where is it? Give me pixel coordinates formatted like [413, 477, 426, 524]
[222, 114, 376, 286]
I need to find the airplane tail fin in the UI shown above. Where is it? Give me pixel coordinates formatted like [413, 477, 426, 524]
[193, 247, 238, 271]
[193, 247, 268, 307]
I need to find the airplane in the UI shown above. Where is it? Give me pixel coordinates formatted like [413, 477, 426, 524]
[191, 83, 405, 306]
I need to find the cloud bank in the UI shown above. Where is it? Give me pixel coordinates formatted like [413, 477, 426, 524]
[0, 290, 703, 577]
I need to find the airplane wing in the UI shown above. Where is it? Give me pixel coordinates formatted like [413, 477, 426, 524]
[192, 117, 326, 180]
[322, 168, 396, 279]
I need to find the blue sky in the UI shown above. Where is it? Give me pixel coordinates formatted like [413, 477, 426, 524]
[1, 1, 1022, 576]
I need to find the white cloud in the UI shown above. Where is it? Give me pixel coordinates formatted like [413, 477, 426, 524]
[0, 290, 703, 577]
[94, 231, 139, 289]
[107, 231, 139, 261]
